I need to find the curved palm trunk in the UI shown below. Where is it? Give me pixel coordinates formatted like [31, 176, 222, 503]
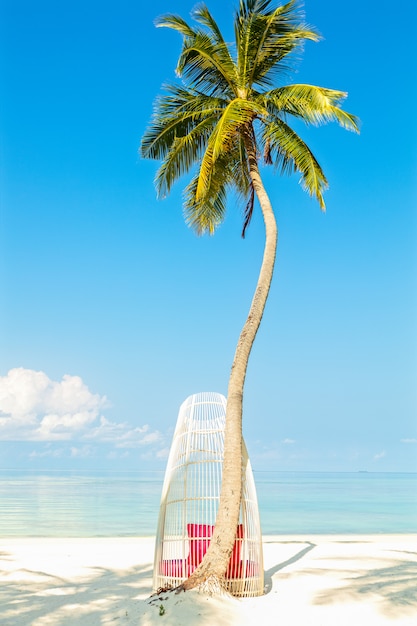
[181, 134, 278, 592]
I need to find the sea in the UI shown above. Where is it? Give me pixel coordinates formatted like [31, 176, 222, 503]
[0, 470, 416, 537]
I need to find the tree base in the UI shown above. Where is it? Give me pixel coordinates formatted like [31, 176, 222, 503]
[178, 574, 229, 595]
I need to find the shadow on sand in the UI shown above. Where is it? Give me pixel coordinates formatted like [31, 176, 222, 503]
[263, 542, 316, 594]
[0, 553, 153, 626]
[313, 557, 417, 618]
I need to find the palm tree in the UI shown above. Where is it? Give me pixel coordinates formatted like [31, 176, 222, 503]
[141, 0, 359, 592]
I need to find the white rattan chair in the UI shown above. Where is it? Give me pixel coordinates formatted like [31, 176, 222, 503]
[153, 392, 264, 597]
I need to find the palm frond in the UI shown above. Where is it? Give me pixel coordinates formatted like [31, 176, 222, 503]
[177, 33, 237, 94]
[264, 118, 329, 209]
[259, 84, 360, 131]
[155, 117, 218, 198]
[196, 99, 265, 199]
[238, 0, 274, 19]
[140, 86, 225, 161]
[242, 184, 255, 237]
[184, 138, 252, 235]
[192, 4, 229, 47]
[184, 169, 228, 235]
[156, 11, 236, 94]
[236, 0, 320, 90]
[155, 14, 197, 38]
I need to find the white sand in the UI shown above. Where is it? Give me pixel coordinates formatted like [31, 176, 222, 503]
[1, 535, 416, 625]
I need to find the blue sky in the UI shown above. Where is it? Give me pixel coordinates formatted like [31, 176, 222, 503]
[1, 0, 416, 473]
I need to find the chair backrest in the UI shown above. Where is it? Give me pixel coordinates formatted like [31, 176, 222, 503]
[153, 392, 264, 597]
[187, 523, 213, 568]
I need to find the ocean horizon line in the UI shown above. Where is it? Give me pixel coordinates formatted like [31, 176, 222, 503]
[1, 467, 416, 475]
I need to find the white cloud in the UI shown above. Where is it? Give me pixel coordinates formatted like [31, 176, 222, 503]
[70, 445, 94, 458]
[373, 450, 386, 461]
[29, 446, 65, 459]
[400, 438, 417, 444]
[282, 438, 296, 445]
[107, 450, 130, 460]
[0, 368, 161, 450]
[0, 368, 106, 440]
[156, 447, 170, 459]
[84, 416, 162, 448]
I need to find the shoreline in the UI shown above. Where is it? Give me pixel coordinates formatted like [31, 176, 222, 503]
[1, 534, 416, 625]
[3, 531, 417, 539]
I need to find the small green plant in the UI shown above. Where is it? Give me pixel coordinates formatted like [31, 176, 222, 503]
[159, 604, 165, 616]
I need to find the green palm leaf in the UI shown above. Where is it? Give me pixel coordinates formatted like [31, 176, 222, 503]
[260, 84, 360, 131]
[155, 116, 217, 199]
[264, 118, 328, 209]
[154, 14, 196, 38]
[196, 99, 265, 199]
[236, 0, 320, 89]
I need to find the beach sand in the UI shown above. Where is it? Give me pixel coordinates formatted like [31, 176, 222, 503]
[1, 535, 416, 625]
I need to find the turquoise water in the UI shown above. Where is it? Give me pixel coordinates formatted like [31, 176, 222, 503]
[0, 471, 415, 537]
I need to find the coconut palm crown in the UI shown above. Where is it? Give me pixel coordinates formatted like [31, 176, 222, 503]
[141, 0, 358, 237]
[141, 0, 358, 593]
